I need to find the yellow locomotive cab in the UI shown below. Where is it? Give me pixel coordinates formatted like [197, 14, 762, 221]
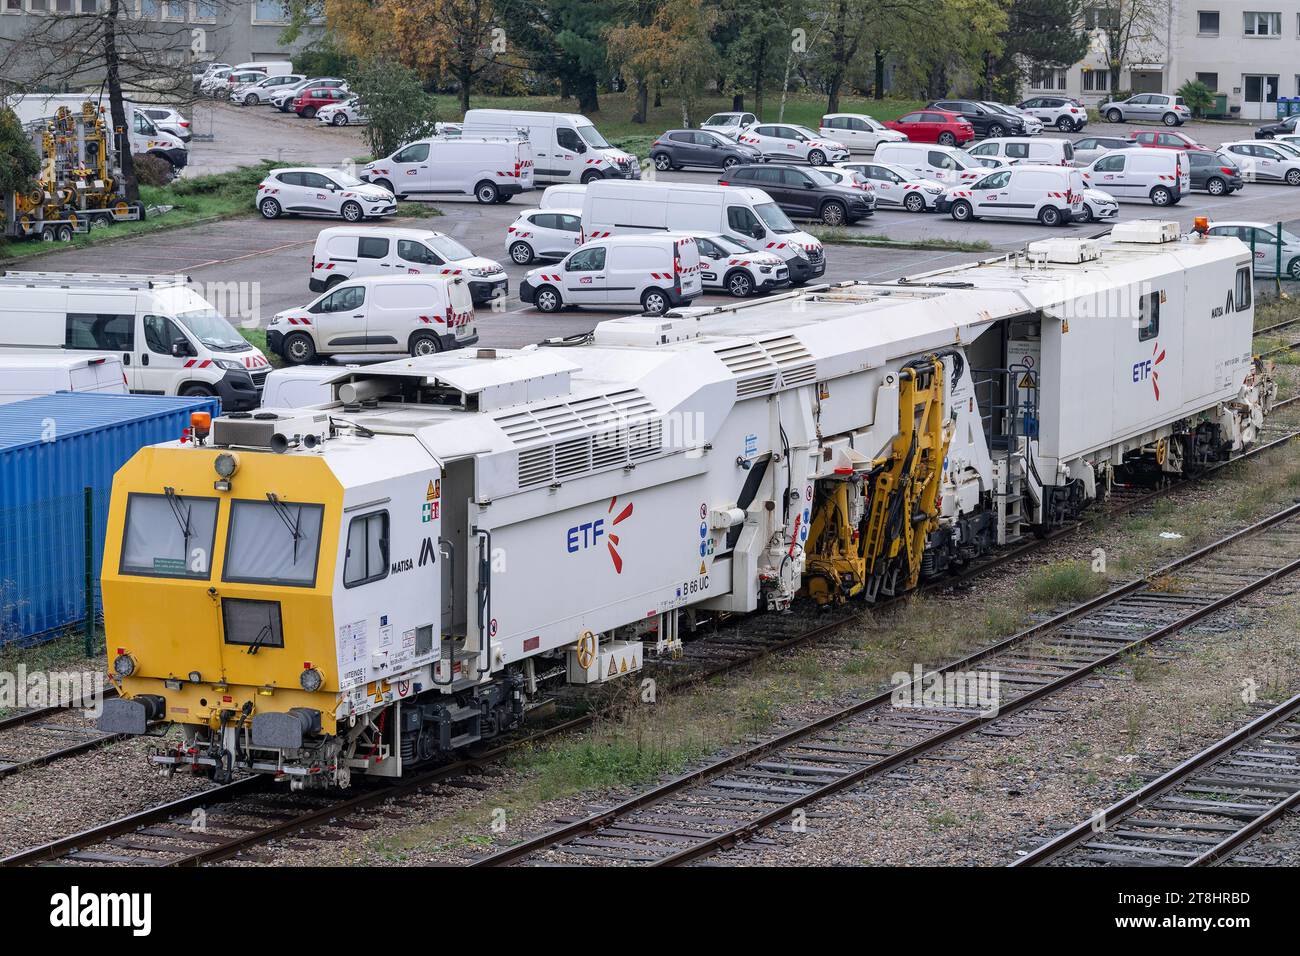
[101, 443, 344, 771]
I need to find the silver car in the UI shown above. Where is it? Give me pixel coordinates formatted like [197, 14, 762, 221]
[1098, 93, 1191, 126]
[232, 73, 304, 106]
[837, 160, 944, 211]
[1206, 221, 1300, 279]
[701, 111, 758, 141]
[1070, 135, 1139, 166]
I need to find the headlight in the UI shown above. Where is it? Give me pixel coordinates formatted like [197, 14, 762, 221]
[113, 653, 136, 678]
[214, 451, 239, 478]
[925, 186, 943, 194]
[300, 667, 323, 692]
[468, 265, 501, 278]
[212, 359, 245, 371]
[759, 266, 772, 274]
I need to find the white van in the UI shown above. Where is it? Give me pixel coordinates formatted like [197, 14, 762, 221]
[261, 366, 345, 408]
[968, 137, 1074, 166]
[0, 273, 269, 410]
[579, 179, 827, 285]
[540, 184, 588, 209]
[0, 353, 127, 405]
[268, 275, 476, 364]
[940, 164, 1085, 225]
[1081, 149, 1190, 206]
[461, 109, 639, 184]
[521, 234, 703, 315]
[362, 136, 536, 204]
[310, 226, 509, 305]
[873, 142, 999, 185]
[234, 60, 293, 77]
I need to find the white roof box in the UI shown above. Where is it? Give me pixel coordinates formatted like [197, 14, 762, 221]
[1025, 238, 1101, 264]
[1109, 220, 1180, 244]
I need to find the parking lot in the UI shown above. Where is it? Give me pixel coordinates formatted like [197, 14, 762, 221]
[16, 104, 1300, 352]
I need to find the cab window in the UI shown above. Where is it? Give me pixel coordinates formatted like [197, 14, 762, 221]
[315, 285, 365, 313]
[344, 511, 389, 588]
[556, 127, 584, 151]
[1005, 142, 1029, 159]
[398, 239, 441, 264]
[143, 315, 190, 355]
[727, 206, 763, 236]
[928, 151, 956, 169]
[975, 170, 1012, 189]
[1094, 154, 1125, 172]
[221, 598, 285, 650]
[66, 312, 134, 351]
[120, 492, 219, 579]
[1138, 291, 1160, 341]
[223, 498, 325, 587]
[1235, 268, 1252, 311]
[393, 142, 429, 163]
[566, 247, 606, 271]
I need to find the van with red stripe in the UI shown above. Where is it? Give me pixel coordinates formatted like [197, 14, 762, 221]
[0, 272, 269, 411]
[268, 275, 477, 365]
[361, 135, 535, 204]
[578, 179, 827, 286]
[1080, 148, 1190, 207]
[520, 234, 703, 316]
[938, 164, 1085, 226]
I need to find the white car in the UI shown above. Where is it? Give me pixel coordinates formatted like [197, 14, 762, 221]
[520, 234, 703, 316]
[1078, 187, 1119, 223]
[816, 166, 874, 192]
[193, 62, 229, 89]
[310, 226, 508, 305]
[818, 113, 906, 153]
[1221, 141, 1300, 185]
[1205, 221, 1300, 279]
[137, 106, 190, 142]
[701, 111, 758, 140]
[214, 69, 265, 99]
[940, 164, 1085, 225]
[256, 167, 397, 222]
[268, 275, 477, 363]
[199, 69, 231, 96]
[690, 232, 789, 297]
[1016, 96, 1087, 132]
[837, 161, 944, 211]
[232, 73, 304, 106]
[738, 123, 850, 166]
[434, 122, 463, 137]
[317, 97, 367, 127]
[505, 207, 584, 264]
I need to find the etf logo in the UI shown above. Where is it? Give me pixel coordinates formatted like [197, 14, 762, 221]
[1132, 341, 1166, 400]
[566, 497, 634, 573]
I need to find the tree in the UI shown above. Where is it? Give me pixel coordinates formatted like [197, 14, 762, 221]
[1092, 0, 1167, 96]
[345, 58, 440, 158]
[995, 0, 1089, 100]
[1177, 79, 1215, 118]
[0, 0, 219, 201]
[547, 0, 617, 112]
[605, 0, 659, 122]
[0, 106, 40, 198]
[719, 0, 789, 117]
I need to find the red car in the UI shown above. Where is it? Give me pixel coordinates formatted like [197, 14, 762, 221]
[1128, 130, 1209, 151]
[884, 109, 974, 146]
[293, 87, 349, 119]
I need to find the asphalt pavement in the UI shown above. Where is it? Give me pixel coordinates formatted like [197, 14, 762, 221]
[13, 103, 1300, 353]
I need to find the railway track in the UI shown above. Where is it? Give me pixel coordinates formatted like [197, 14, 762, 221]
[0, 689, 120, 779]
[470, 500, 1300, 866]
[4, 401, 1299, 866]
[1011, 691, 1300, 867]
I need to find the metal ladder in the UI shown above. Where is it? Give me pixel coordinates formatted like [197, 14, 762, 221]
[994, 452, 1025, 545]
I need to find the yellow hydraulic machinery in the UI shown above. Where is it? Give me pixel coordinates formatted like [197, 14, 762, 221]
[803, 354, 953, 605]
[4, 101, 140, 243]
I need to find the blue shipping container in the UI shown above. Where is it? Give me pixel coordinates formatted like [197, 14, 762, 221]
[0, 392, 220, 644]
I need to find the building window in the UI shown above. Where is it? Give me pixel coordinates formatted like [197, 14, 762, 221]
[1244, 11, 1281, 35]
[162, 0, 183, 17]
[1082, 68, 1110, 92]
[1198, 10, 1219, 34]
[191, 0, 216, 21]
[252, 0, 288, 23]
[1030, 64, 1068, 90]
[27, 0, 48, 11]
[139, 0, 159, 17]
[79, 0, 98, 11]
[1084, 6, 1119, 30]
[1196, 72, 1219, 91]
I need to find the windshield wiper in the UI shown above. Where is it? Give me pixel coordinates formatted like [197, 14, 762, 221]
[163, 487, 192, 553]
[246, 623, 273, 655]
[265, 492, 304, 563]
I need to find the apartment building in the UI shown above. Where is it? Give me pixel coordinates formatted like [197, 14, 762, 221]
[1024, 1, 1300, 120]
[0, 1, 321, 77]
